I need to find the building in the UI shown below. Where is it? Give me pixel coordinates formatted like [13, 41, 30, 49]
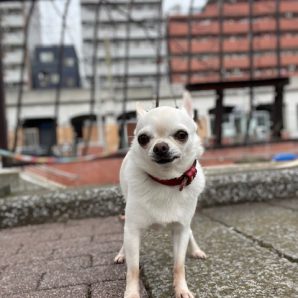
[80, 0, 168, 103]
[0, 0, 83, 90]
[28, 0, 84, 84]
[0, 2, 27, 89]
[168, 0, 298, 84]
[167, 0, 298, 142]
[31, 45, 80, 89]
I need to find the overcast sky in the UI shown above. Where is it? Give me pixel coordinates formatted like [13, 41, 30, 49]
[163, 0, 208, 13]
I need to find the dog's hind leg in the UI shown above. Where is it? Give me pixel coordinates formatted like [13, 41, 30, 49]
[114, 244, 125, 264]
[189, 229, 207, 259]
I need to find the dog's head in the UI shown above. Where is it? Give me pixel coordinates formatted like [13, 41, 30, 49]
[131, 92, 203, 178]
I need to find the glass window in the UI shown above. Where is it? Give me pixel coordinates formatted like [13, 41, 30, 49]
[64, 57, 75, 67]
[51, 73, 60, 84]
[38, 71, 49, 86]
[66, 77, 75, 87]
[39, 51, 55, 63]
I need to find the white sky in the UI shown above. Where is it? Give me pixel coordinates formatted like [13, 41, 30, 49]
[163, 0, 208, 13]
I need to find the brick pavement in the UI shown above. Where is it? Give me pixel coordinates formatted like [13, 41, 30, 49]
[0, 217, 147, 298]
[1, 199, 297, 297]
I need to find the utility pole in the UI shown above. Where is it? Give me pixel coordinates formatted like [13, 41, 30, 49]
[275, 0, 281, 77]
[214, 0, 224, 147]
[245, 0, 255, 144]
[0, 35, 9, 167]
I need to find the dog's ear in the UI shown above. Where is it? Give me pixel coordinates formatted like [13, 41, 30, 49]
[136, 102, 147, 118]
[182, 91, 193, 118]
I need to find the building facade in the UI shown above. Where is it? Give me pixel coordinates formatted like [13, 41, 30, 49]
[80, 0, 168, 102]
[31, 45, 80, 89]
[0, 2, 27, 89]
[167, 0, 298, 142]
[29, 0, 84, 85]
[168, 0, 298, 84]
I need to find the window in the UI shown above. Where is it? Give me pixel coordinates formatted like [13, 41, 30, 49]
[38, 71, 50, 86]
[288, 65, 296, 72]
[64, 57, 75, 67]
[65, 77, 75, 87]
[39, 51, 55, 63]
[24, 128, 39, 147]
[51, 73, 60, 84]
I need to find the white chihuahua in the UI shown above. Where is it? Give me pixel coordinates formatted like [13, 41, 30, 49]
[115, 92, 206, 298]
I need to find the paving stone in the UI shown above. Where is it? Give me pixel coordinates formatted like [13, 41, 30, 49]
[39, 265, 126, 289]
[30, 228, 62, 242]
[0, 229, 61, 249]
[20, 236, 92, 251]
[66, 216, 120, 227]
[6, 285, 88, 298]
[0, 246, 21, 258]
[268, 197, 298, 211]
[59, 225, 95, 240]
[0, 225, 37, 234]
[92, 233, 123, 243]
[0, 217, 126, 296]
[203, 202, 298, 261]
[92, 252, 117, 267]
[59, 216, 122, 240]
[0, 230, 32, 244]
[0, 267, 41, 295]
[53, 241, 121, 259]
[10, 256, 91, 274]
[140, 214, 298, 298]
[92, 280, 148, 298]
[0, 248, 54, 268]
[92, 280, 125, 298]
[2, 248, 50, 268]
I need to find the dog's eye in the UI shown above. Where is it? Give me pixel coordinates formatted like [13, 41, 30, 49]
[174, 130, 188, 142]
[138, 134, 150, 146]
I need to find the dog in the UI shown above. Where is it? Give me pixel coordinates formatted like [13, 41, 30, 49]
[114, 92, 206, 298]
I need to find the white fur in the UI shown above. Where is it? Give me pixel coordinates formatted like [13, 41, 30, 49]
[115, 95, 206, 298]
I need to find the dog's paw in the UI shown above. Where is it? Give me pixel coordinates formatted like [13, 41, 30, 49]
[191, 249, 207, 259]
[124, 291, 140, 298]
[114, 253, 125, 264]
[175, 288, 195, 298]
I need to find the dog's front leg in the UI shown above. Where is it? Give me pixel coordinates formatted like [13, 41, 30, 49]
[172, 223, 194, 298]
[124, 224, 140, 298]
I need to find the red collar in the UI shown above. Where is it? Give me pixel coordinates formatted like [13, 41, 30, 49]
[148, 160, 197, 191]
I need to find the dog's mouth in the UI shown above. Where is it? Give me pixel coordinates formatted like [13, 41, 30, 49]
[153, 156, 180, 164]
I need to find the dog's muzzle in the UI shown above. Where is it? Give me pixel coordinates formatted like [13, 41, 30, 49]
[152, 142, 177, 164]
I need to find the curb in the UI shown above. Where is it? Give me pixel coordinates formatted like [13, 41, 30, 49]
[0, 186, 124, 229]
[1, 167, 298, 229]
[201, 167, 298, 206]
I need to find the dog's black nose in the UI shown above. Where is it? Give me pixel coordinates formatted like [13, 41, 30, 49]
[153, 142, 169, 156]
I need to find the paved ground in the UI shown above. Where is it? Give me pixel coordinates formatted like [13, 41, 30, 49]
[0, 198, 297, 297]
